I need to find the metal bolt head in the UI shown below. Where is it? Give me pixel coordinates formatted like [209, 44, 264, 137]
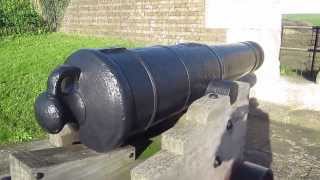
[35, 172, 44, 180]
[227, 120, 233, 131]
[213, 156, 222, 168]
[208, 93, 219, 99]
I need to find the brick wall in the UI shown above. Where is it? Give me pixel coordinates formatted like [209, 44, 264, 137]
[59, 0, 226, 44]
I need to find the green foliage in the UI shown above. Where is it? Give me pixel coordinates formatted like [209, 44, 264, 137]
[138, 137, 161, 160]
[37, 0, 70, 31]
[0, 33, 140, 145]
[280, 65, 295, 76]
[0, 0, 48, 36]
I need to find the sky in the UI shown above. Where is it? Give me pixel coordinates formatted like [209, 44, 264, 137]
[205, 0, 320, 28]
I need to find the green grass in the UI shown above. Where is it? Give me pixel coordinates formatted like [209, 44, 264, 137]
[0, 33, 140, 145]
[280, 64, 296, 76]
[138, 137, 161, 160]
[283, 14, 320, 26]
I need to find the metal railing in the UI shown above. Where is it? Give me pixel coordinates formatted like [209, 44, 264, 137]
[280, 26, 320, 80]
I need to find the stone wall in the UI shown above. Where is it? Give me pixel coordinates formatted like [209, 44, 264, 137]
[59, 0, 226, 44]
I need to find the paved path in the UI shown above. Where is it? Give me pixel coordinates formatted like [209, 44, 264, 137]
[245, 99, 320, 179]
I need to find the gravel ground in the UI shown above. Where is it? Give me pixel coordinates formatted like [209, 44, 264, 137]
[245, 99, 320, 180]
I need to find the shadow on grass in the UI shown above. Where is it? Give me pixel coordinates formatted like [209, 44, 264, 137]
[126, 113, 183, 160]
[282, 68, 318, 82]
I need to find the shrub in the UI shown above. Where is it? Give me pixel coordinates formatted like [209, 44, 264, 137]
[280, 65, 295, 76]
[0, 0, 49, 36]
[36, 0, 70, 31]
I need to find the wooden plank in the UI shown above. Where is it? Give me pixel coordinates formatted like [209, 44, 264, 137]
[0, 140, 53, 178]
[280, 47, 309, 52]
[280, 47, 320, 52]
[9, 145, 135, 180]
[282, 25, 313, 29]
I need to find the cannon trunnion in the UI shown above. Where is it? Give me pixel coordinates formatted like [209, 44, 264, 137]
[35, 42, 263, 152]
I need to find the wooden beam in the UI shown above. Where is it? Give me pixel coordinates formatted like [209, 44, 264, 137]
[280, 47, 309, 52]
[280, 47, 320, 52]
[49, 123, 80, 147]
[10, 145, 135, 180]
[282, 26, 313, 30]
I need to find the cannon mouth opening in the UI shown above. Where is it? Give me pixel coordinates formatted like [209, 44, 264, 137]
[238, 41, 264, 74]
[245, 41, 265, 71]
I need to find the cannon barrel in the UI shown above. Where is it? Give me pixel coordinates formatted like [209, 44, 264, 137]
[35, 42, 263, 152]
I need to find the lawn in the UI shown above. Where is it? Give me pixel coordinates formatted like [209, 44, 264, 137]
[283, 14, 320, 26]
[280, 14, 320, 79]
[0, 33, 140, 145]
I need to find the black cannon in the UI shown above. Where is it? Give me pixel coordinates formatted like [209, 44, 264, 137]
[35, 42, 263, 152]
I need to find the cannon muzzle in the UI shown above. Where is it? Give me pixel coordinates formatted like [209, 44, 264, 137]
[35, 42, 263, 152]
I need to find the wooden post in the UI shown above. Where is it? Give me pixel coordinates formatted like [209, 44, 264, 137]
[49, 123, 80, 147]
[311, 27, 319, 78]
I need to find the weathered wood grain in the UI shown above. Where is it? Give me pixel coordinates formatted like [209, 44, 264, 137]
[49, 123, 79, 147]
[10, 145, 135, 180]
